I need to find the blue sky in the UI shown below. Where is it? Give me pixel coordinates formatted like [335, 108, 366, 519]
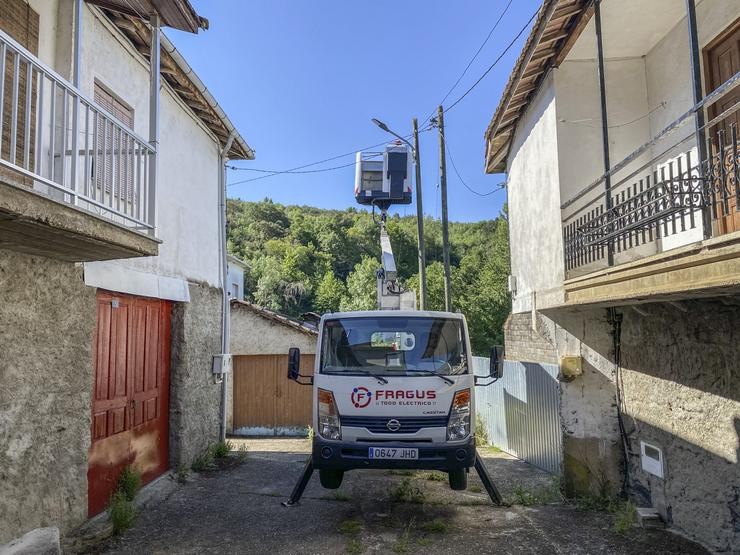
[168, 0, 541, 222]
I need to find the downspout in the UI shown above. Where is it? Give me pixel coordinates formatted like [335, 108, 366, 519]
[218, 130, 237, 443]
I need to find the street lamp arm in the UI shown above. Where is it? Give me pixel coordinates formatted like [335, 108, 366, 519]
[371, 118, 416, 158]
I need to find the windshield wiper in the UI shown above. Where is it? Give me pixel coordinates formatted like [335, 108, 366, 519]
[404, 369, 454, 385]
[323, 369, 389, 384]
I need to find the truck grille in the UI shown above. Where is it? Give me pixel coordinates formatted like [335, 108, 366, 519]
[342, 415, 448, 434]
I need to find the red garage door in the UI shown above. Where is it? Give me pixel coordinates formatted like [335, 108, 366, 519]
[88, 291, 171, 516]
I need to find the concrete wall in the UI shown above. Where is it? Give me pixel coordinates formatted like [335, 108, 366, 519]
[230, 307, 317, 356]
[530, 299, 740, 553]
[506, 73, 565, 314]
[169, 283, 223, 467]
[0, 250, 96, 544]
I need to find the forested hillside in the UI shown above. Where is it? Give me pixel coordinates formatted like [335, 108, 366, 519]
[226, 199, 510, 354]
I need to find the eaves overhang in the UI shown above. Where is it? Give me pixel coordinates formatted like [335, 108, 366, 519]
[484, 0, 593, 174]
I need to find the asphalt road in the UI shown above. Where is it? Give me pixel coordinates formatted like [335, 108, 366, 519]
[93, 439, 708, 555]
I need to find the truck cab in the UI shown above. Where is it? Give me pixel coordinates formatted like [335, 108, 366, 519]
[289, 309, 478, 491]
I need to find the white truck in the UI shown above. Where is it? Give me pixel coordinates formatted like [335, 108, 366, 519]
[282, 142, 503, 505]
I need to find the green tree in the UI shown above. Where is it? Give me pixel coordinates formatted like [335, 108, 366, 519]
[315, 271, 346, 314]
[340, 257, 378, 311]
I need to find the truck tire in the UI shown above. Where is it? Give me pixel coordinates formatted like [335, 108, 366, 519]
[319, 469, 344, 489]
[448, 469, 467, 491]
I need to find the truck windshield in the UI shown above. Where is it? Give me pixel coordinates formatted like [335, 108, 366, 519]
[320, 317, 467, 377]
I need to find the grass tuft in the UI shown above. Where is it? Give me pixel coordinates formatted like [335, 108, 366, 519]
[389, 478, 425, 504]
[109, 491, 136, 534]
[393, 518, 414, 553]
[346, 538, 363, 554]
[212, 440, 233, 459]
[613, 500, 637, 534]
[174, 465, 190, 484]
[420, 518, 448, 533]
[117, 466, 141, 502]
[474, 414, 489, 446]
[191, 445, 216, 472]
[338, 518, 362, 536]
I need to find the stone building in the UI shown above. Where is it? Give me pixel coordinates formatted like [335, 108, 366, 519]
[484, 0, 739, 551]
[0, 0, 252, 542]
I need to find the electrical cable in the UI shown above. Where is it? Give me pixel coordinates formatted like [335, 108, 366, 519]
[443, 8, 539, 114]
[421, 0, 514, 126]
[440, 127, 507, 197]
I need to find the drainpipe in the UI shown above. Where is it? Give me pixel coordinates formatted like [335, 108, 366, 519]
[148, 14, 160, 231]
[73, 0, 82, 86]
[594, 0, 614, 267]
[685, 0, 712, 240]
[218, 130, 237, 443]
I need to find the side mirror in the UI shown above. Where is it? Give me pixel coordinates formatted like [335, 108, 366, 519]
[288, 347, 300, 381]
[489, 345, 504, 379]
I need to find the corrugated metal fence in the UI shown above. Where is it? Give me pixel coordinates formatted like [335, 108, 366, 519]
[473, 357, 562, 475]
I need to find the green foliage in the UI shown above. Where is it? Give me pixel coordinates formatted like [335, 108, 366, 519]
[227, 198, 511, 354]
[213, 440, 233, 459]
[474, 414, 489, 446]
[420, 518, 448, 533]
[613, 500, 637, 534]
[389, 478, 425, 504]
[338, 518, 362, 535]
[117, 466, 141, 502]
[109, 491, 136, 534]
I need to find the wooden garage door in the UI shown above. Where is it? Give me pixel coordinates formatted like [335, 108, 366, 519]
[233, 354, 314, 435]
[88, 291, 171, 516]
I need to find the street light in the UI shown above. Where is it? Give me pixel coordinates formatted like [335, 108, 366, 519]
[371, 117, 427, 310]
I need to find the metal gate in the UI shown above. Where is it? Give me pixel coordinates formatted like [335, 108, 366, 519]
[474, 358, 562, 475]
[232, 354, 315, 436]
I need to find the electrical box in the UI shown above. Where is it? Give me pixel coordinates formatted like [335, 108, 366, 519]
[640, 440, 664, 478]
[507, 275, 517, 295]
[212, 353, 232, 375]
[355, 143, 412, 209]
[559, 355, 583, 380]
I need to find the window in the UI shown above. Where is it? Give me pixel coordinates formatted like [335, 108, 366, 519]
[93, 82, 134, 199]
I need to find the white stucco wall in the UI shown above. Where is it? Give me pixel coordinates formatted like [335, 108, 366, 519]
[507, 73, 565, 314]
[230, 307, 317, 356]
[78, 6, 222, 289]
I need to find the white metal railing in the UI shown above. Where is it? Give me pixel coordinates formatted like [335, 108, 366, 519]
[0, 28, 155, 233]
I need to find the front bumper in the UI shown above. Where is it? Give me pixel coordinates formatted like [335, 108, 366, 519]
[312, 436, 476, 471]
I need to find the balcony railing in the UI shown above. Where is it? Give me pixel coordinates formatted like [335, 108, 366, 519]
[0, 28, 154, 234]
[562, 73, 739, 276]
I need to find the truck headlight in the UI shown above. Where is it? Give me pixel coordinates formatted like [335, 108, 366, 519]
[447, 389, 471, 441]
[318, 388, 341, 440]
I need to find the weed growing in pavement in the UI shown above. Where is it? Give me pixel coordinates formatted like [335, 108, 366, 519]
[213, 440, 233, 459]
[109, 491, 136, 534]
[474, 414, 489, 446]
[393, 518, 415, 553]
[469, 485, 483, 494]
[117, 466, 141, 502]
[613, 500, 637, 534]
[331, 492, 351, 501]
[506, 478, 563, 506]
[387, 469, 415, 477]
[477, 444, 502, 455]
[306, 426, 315, 441]
[346, 538, 363, 554]
[338, 518, 362, 536]
[420, 518, 448, 533]
[389, 478, 425, 504]
[459, 498, 490, 506]
[510, 486, 538, 506]
[191, 445, 216, 472]
[415, 470, 446, 482]
[235, 443, 249, 462]
[174, 465, 190, 484]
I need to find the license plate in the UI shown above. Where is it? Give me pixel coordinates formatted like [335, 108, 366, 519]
[368, 447, 419, 460]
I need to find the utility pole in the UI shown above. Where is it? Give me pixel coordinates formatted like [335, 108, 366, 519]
[412, 118, 427, 310]
[437, 106, 452, 312]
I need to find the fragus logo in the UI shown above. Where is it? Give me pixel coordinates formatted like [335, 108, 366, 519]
[350, 388, 437, 408]
[351, 387, 372, 408]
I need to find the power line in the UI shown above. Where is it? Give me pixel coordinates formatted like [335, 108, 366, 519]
[443, 7, 538, 114]
[422, 0, 514, 126]
[443, 129, 506, 197]
[226, 130, 428, 187]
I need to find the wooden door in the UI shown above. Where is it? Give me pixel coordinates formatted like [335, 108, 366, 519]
[88, 291, 171, 516]
[704, 19, 740, 235]
[232, 354, 314, 435]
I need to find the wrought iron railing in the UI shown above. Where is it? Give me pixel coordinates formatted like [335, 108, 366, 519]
[562, 74, 739, 275]
[0, 28, 155, 233]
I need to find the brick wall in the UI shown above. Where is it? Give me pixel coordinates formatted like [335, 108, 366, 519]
[504, 311, 558, 365]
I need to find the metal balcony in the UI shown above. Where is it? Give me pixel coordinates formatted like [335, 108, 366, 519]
[0, 28, 158, 261]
